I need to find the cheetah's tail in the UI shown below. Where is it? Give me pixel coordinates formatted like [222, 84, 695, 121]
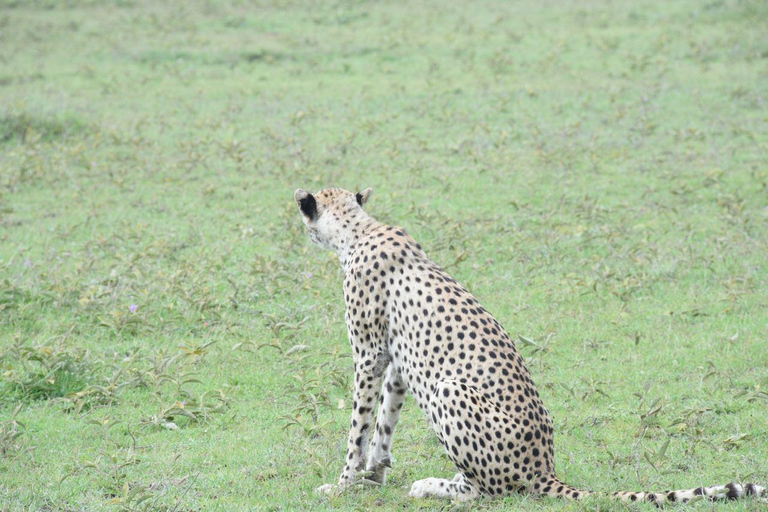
[538, 476, 767, 504]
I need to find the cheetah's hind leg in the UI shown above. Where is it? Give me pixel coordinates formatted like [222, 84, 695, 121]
[407, 380, 490, 502]
[409, 474, 480, 502]
[409, 378, 553, 501]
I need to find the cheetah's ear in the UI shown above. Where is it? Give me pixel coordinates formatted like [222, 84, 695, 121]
[356, 187, 373, 207]
[295, 189, 317, 221]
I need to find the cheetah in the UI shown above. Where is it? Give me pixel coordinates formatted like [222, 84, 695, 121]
[294, 186, 766, 504]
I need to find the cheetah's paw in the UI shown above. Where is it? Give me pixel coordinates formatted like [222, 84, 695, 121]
[317, 473, 381, 496]
[316, 483, 339, 495]
[409, 478, 447, 498]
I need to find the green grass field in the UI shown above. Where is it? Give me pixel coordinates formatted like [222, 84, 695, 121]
[1, 0, 767, 509]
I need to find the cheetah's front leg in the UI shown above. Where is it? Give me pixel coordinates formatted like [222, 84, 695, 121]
[317, 354, 386, 494]
[365, 364, 406, 485]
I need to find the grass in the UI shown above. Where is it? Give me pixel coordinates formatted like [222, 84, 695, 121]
[0, 0, 767, 509]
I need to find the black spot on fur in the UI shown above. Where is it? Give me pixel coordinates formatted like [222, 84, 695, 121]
[693, 487, 705, 496]
[725, 483, 740, 500]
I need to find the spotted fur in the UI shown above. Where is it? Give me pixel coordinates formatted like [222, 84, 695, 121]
[296, 187, 767, 504]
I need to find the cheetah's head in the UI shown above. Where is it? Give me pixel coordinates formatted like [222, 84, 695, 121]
[294, 187, 373, 253]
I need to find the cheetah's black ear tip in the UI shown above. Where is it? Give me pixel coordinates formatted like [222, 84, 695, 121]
[295, 189, 317, 221]
[356, 187, 373, 206]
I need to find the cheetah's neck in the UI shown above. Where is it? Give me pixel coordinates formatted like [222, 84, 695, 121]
[337, 219, 387, 272]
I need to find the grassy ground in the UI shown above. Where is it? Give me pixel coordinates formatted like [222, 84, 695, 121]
[1, 0, 767, 509]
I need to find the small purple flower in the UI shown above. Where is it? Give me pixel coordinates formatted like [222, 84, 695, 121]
[129, 304, 138, 313]
[23, 258, 32, 268]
